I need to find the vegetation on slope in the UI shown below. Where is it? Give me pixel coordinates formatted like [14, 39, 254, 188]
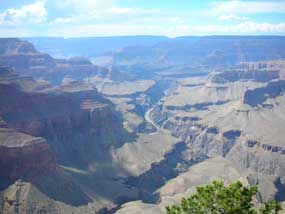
[166, 180, 282, 214]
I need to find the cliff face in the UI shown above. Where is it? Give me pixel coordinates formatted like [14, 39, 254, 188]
[243, 80, 285, 107]
[0, 50, 138, 212]
[0, 38, 37, 55]
[211, 69, 280, 83]
[0, 39, 146, 213]
[0, 128, 56, 181]
[0, 67, 56, 181]
[0, 64, 129, 172]
[0, 81, 130, 167]
[0, 38, 109, 84]
[146, 65, 285, 203]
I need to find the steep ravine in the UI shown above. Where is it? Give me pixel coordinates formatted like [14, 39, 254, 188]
[144, 75, 285, 204]
[116, 93, 209, 207]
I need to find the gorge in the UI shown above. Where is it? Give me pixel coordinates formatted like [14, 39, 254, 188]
[0, 36, 285, 213]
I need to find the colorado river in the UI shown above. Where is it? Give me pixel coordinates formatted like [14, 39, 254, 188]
[144, 107, 160, 131]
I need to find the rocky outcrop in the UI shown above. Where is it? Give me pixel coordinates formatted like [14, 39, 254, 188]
[239, 60, 285, 71]
[243, 80, 285, 107]
[150, 104, 237, 159]
[227, 140, 285, 178]
[0, 128, 56, 181]
[0, 38, 110, 84]
[246, 140, 285, 155]
[0, 66, 51, 92]
[0, 53, 103, 84]
[0, 38, 37, 55]
[0, 82, 130, 167]
[211, 69, 280, 83]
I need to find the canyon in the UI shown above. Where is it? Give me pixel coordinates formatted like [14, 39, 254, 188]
[0, 36, 285, 213]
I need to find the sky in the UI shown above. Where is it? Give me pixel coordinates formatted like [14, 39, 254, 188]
[0, 0, 285, 37]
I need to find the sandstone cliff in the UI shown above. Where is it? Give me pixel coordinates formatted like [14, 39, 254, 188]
[0, 128, 56, 181]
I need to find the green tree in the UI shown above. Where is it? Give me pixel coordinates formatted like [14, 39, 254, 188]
[166, 180, 282, 214]
[260, 199, 282, 214]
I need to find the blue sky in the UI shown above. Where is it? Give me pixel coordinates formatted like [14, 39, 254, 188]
[0, 0, 285, 37]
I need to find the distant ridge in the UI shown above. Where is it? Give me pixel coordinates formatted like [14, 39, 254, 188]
[23, 36, 170, 58]
[23, 36, 285, 62]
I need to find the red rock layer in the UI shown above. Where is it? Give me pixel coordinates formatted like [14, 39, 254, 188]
[0, 129, 56, 181]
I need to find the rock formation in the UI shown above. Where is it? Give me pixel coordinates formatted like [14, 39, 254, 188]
[0, 128, 56, 181]
[0, 38, 111, 84]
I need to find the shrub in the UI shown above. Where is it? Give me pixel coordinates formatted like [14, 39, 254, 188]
[166, 180, 282, 214]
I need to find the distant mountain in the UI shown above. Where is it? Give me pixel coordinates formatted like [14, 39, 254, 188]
[112, 36, 285, 68]
[23, 36, 285, 69]
[23, 36, 170, 58]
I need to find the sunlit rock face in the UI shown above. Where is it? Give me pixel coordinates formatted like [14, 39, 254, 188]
[145, 65, 285, 207]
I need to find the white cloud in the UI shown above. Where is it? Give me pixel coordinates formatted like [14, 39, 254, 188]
[41, 21, 285, 38]
[49, 0, 113, 13]
[1, 0, 285, 37]
[218, 14, 249, 21]
[191, 21, 285, 35]
[0, 0, 47, 24]
[46, 0, 149, 25]
[107, 7, 134, 15]
[213, 1, 285, 14]
[48, 7, 160, 25]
